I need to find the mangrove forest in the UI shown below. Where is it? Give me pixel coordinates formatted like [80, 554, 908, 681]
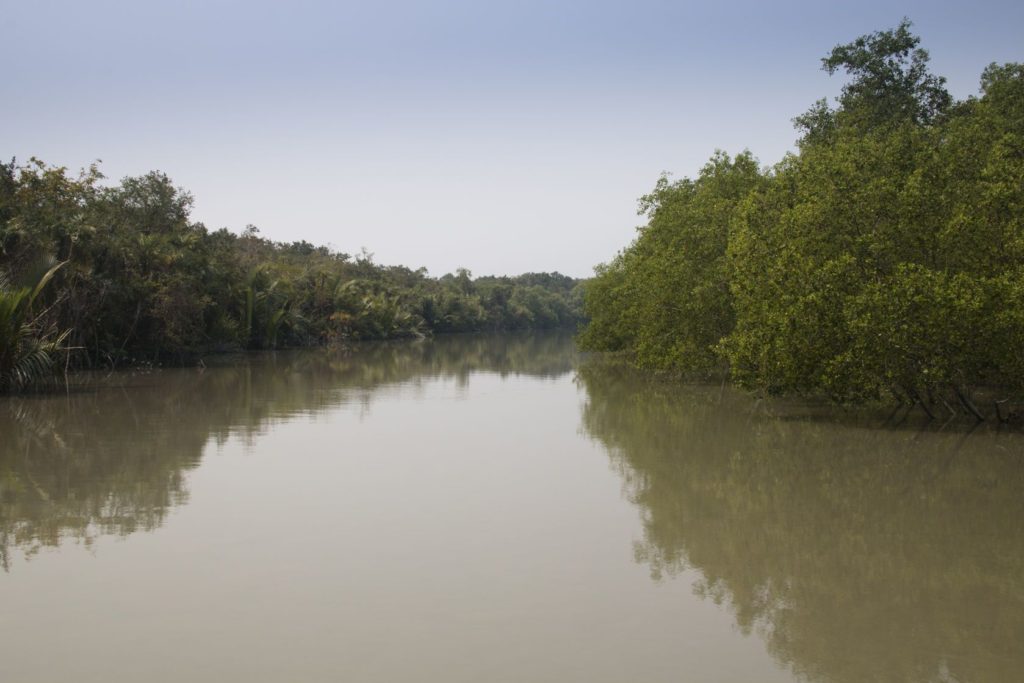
[579, 20, 1024, 410]
[0, 161, 582, 389]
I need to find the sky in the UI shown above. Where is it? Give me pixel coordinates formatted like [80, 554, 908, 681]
[4, 0, 1023, 278]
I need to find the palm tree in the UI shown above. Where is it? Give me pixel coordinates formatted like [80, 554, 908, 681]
[0, 262, 69, 392]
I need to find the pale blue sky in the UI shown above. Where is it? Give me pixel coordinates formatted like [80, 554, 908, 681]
[4, 1, 1022, 276]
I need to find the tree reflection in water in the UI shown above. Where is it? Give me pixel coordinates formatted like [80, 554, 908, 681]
[5, 334, 1021, 683]
[0, 332, 576, 569]
[577, 358, 1024, 683]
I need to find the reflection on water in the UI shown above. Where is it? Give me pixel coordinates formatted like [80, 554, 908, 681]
[577, 358, 1024, 683]
[0, 332, 575, 569]
[2, 332, 1023, 682]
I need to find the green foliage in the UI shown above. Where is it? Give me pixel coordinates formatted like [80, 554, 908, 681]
[579, 151, 763, 376]
[0, 162, 583, 385]
[821, 18, 951, 130]
[0, 262, 69, 391]
[581, 20, 1024, 405]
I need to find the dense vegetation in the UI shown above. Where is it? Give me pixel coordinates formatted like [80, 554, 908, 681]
[0, 162, 582, 388]
[580, 20, 1024, 409]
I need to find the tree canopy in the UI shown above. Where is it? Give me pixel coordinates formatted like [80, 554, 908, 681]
[0, 159, 583, 388]
[580, 20, 1024, 410]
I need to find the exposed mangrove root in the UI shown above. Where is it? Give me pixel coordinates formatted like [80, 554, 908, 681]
[938, 395, 958, 418]
[994, 399, 1010, 423]
[908, 387, 936, 420]
[954, 385, 985, 422]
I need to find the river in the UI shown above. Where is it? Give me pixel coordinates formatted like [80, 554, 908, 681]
[1, 332, 1021, 682]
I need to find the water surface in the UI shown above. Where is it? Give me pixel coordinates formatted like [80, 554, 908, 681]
[1, 333, 1022, 682]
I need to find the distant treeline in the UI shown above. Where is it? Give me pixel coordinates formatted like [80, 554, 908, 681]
[0, 161, 582, 389]
[580, 20, 1024, 407]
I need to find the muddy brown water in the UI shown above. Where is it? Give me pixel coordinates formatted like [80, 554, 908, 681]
[1, 332, 1021, 682]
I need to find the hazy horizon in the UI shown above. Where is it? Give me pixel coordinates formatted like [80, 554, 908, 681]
[5, 0, 1023, 278]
